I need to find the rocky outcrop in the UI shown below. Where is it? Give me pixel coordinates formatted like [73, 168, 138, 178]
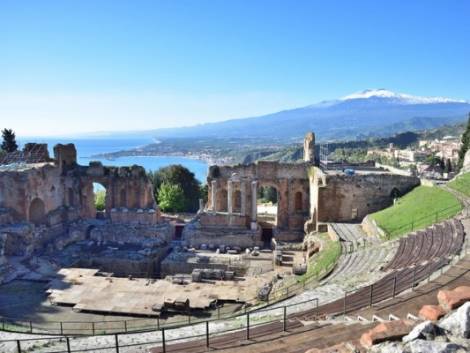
[364, 299, 470, 353]
[360, 320, 415, 347]
[437, 286, 470, 311]
[439, 302, 470, 338]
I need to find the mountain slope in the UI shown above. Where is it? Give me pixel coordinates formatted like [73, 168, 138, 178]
[151, 89, 470, 142]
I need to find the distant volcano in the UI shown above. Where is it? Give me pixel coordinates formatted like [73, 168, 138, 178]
[145, 89, 470, 142]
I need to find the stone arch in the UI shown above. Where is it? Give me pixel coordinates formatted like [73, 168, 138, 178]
[257, 182, 280, 226]
[294, 191, 303, 211]
[92, 182, 108, 218]
[390, 187, 400, 199]
[29, 198, 46, 225]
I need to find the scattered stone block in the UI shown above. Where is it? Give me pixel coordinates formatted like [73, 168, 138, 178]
[439, 302, 470, 338]
[419, 305, 447, 321]
[403, 321, 443, 343]
[437, 286, 470, 311]
[360, 320, 415, 347]
[407, 339, 464, 353]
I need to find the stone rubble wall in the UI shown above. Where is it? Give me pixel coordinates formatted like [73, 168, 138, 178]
[310, 167, 421, 227]
[182, 218, 263, 249]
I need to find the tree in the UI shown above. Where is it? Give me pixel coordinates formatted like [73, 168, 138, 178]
[1, 129, 18, 153]
[457, 114, 470, 171]
[94, 190, 106, 211]
[148, 165, 201, 212]
[158, 182, 185, 212]
[258, 186, 278, 204]
[200, 183, 208, 204]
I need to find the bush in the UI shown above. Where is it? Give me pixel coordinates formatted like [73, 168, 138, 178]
[158, 182, 185, 212]
[148, 165, 201, 212]
[94, 190, 106, 211]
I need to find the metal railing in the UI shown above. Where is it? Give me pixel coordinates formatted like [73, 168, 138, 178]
[2, 242, 468, 353]
[383, 203, 466, 239]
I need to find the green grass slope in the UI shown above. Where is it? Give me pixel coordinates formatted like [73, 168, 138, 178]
[370, 185, 462, 238]
[448, 172, 470, 198]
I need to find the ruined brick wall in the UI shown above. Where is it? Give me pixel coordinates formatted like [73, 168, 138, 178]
[206, 161, 309, 232]
[79, 162, 157, 219]
[463, 150, 470, 173]
[0, 164, 69, 224]
[310, 167, 421, 226]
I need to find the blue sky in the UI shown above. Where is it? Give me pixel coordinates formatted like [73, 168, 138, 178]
[1, 0, 469, 136]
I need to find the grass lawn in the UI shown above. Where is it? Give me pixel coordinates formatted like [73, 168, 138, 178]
[370, 185, 462, 239]
[299, 233, 341, 283]
[448, 172, 470, 198]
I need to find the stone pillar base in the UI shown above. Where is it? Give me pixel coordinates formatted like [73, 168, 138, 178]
[250, 221, 257, 231]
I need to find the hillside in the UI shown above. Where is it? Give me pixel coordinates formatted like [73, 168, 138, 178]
[370, 186, 462, 238]
[146, 89, 469, 142]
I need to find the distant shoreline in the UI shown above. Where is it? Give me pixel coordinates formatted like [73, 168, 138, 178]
[90, 151, 225, 166]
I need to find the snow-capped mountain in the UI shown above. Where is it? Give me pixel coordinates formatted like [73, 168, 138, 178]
[341, 89, 467, 104]
[150, 89, 470, 141]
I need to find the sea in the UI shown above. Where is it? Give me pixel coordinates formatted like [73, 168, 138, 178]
[18, 137, 209, 183]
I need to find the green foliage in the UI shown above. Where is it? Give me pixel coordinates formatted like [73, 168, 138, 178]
[299, 233, 341, 282]
[199, 183, 208, 203]
[448, 172, 470, 198]
[329, 148, 368, 163]
[94, 190, 106, 211]
[258, 186, 278, 204]
[370, 186, 462, 238]
[157, 182, 185, 212]
[457, 115, 470, 170]
[1, 128, 18, 153]
[148, 164, 201, 212]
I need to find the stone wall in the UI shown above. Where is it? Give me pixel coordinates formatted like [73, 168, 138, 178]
[462, 149, 470, 173]
[309, 167, 420, 227]
[206, 161, 309, 232]
[182, 216, 263, 249]
[199, 212, 249, 227]
[0, 142, 162, 259]
[0, 143, 159, 226]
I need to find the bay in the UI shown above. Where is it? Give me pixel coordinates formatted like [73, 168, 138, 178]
[18, 137, 208, 183]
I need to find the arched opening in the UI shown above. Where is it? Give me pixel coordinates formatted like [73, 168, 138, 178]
[232, 190, 242, 213]
[29, 198, 46, 225]
[217, 189, 228, 212]
[93, 182, 107, 219]
[390, 187, 400, 199]
[257, 185, 279, 224]
[294, 191, 303, 211]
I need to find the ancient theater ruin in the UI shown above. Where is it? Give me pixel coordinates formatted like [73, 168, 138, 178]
[0, 132, 431, 327]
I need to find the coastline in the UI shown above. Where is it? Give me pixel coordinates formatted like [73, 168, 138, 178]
[90, 151, 232, 167]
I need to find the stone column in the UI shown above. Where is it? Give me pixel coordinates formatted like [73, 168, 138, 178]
[227, 180, 233, 214]
[240, 181, 246, 216]
[198, 198, 204, 213]
[211, 180, 217, 212]
[251, 180, 258, 230]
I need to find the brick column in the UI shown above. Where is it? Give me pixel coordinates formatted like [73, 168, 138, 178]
[251, 180, 258, 230]
[227, 180, 233, 214]
[211, 180, 217, 212]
